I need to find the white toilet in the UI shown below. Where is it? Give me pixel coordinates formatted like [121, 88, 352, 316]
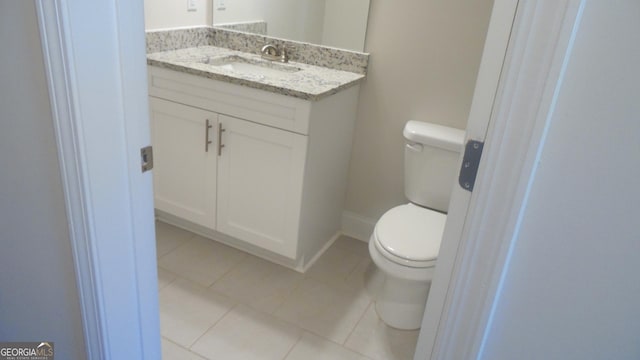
[366, 120, 464, 330]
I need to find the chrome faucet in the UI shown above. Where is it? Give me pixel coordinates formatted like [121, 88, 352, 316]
[261, 44, 289, 63]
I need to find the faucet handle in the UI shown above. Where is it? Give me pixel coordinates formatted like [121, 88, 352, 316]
[279, 46, 289, 63]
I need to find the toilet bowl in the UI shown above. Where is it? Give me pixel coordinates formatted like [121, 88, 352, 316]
[366, 203, 446, 330]
[365, 120, 464, 330]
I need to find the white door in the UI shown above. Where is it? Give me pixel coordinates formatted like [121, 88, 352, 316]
[150, 98, 218, 229]
[416, 1, 590, 359]
[216, 115, 307, 259]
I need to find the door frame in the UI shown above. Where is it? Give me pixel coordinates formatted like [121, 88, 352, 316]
[415, 1, 585, 359]
[36, 0, 160, 359]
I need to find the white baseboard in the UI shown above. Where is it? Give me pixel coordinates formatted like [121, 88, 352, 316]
[341, 211, 377, 242]
[299, 232, 341, 273]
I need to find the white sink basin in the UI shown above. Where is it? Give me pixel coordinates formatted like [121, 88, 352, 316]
[201, 55, 301, 78]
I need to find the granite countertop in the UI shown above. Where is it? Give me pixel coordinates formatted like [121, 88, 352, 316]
[147, 46, 365, 101]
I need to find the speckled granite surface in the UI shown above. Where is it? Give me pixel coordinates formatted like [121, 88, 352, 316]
[209, 28, 368, 74]
[216, 21, 267, 35]
[147, 46, 364, 101]
[146, 27, 368, 74]
[146, 27, 212, 53]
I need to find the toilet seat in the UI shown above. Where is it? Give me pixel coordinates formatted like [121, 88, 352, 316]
[373, 203, 446, 268]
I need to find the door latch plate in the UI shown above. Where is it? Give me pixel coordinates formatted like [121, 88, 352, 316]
[141, 145, 153, 172]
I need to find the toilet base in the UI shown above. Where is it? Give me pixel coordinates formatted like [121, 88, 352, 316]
[364, 260, 385, 298]
[367, 238, 434, 330]
[374, 272, 431, 330]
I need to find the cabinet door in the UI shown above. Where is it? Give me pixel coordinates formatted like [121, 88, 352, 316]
[149, 97, 218, 229]
[217, 115, 307, 258]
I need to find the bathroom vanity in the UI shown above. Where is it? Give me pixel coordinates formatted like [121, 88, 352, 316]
[147, 41, 366, 271]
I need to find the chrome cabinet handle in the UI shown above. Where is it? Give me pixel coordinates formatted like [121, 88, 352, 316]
[205, 119, 213, 152]
[218, 123, 225, 156]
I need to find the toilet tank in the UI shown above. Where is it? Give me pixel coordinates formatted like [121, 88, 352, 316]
[403, 121, 465, 213]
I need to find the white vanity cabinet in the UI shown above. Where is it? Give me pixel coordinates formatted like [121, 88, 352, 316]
[216, 114, 307, 258]
[149, 98, 218, 230]
[148, 66, 359, 270]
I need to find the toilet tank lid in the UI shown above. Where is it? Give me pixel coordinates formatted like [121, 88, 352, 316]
[403, 121, 465, 152]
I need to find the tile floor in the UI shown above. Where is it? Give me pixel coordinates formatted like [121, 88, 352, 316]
[156, 221, 419, 360]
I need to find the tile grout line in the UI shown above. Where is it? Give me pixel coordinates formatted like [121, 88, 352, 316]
[277, 329, 377, 360]
[157, 265, 216, 290]
[155, 227, 198, 260]
[157, 225, 383, 360]
[343, 301, 374, 347]
[269, 272, 306, 316]
[343, 255, 370, 283]
[187, 302, 239, 353]
[205, 252, 251, 290]
[248, 281, 346, 347]
[279, 329, 305, 360]
[161, 336, 206, 360]
[156, 267, 180, 292]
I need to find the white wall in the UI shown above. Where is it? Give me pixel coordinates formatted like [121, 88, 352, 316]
[344, 0, 494, 222]
[212, 0, 326, 46]
[289, 0, 325, 45]
[0, 1, 86, 359]
[211, 0, 266, 24]
[322, 0, 369, 51]
[480, 2, 640, 358]
[144, 0, 212, 29]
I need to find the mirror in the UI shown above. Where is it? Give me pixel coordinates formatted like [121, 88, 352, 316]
[212, 0, 371, 52]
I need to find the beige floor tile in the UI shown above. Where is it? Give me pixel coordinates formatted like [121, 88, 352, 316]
[210, 255, 304, 313]
[305, 242, 365, 288]
[157, 267, 177, 290]
[333, 236, 370, 258]
[345, 304, 419, 360]
[156, 226, 386, 360]
[345, 257, 372, 291]
[159, 278, 235, 348]
[284, 332, 369, 360]
[158, 235, 247, 287]
[161, 338, 206, 360]
[274, 277, 371, 344]
[155, 221, 194, 258]
[191, 304, 302, 360]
